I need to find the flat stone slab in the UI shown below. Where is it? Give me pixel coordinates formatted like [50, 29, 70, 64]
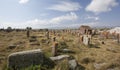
[8, 49, 44, 69]
[62, 49, 73, 53]
[94, 63, 106, 70]
[50, 55, 70, 61]
[106, 47, 118, 53]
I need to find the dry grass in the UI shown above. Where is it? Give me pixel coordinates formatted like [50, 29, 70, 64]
[0, 30, 120, 70]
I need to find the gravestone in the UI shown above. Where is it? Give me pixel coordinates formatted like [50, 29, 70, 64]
[83, 35, 89, 45]
[26, 30, 30, 38]
[80, 35, 83, 43]
[8, 49, 44, 69]
[52, 42, 58, 56]
[53, 37, 56, 42]
[83, 35, 91, 46]
[53, 30, 56, 36]
[77, 33, 80, 37]
[61, 36, 64, 40]
[26, 27, 32, 38]
[117, 34, 120, 43]
[46, 31, 49, 39]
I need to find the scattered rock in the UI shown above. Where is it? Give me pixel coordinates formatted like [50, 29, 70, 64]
[68, 59, 78, 70]
[101, 41, 105, 44]
[7, 45, 16, 49]
[107, 67, 120, 70]
[50, 55, 70, 61]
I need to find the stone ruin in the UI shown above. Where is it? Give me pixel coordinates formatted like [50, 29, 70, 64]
[79, 25, 92, 35]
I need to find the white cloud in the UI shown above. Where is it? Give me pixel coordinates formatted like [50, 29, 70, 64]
[85, 15, 99, 21]
[0, 12, 78, 29]
[86, 0, 119, 14]
[84, 22, 100, 26]
[50, 12, 78, 24]
[48, 1, 81, 12]
[0, 19, 49, 29]
[19, 0, 29, 4]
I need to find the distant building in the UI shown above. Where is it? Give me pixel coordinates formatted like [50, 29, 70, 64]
[79, 25, 92, 34]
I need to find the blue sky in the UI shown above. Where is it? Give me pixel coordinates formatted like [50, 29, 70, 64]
[0, 0, 120, 29]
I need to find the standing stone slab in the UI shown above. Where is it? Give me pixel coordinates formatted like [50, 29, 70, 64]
[53, 37, 56, 42]
[8, 49, 44, 69]
[83, 35, 91, 46]
[83, 35, 89, 46]
[52, 42, 58, 56]
[26, 30, 30, 38]
[46, 31, 49, 39]
[117, 34, 120, 43]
